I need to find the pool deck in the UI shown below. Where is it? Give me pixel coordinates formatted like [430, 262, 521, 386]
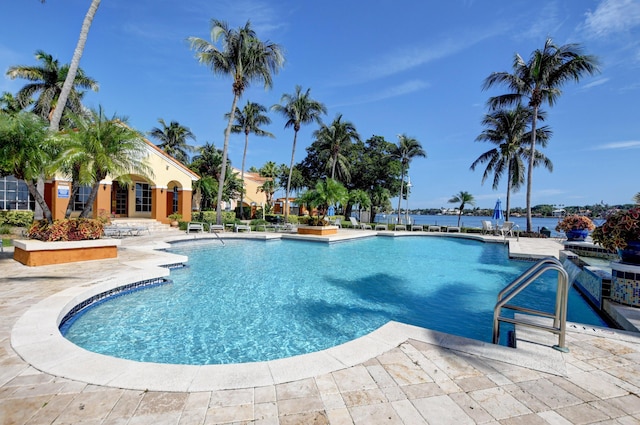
[2, 229, 640, 424]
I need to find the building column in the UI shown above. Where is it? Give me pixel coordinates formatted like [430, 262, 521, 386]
[94, 183, 112, 220]
[179, 189, 192, 222]
[152, 187, 168, 223]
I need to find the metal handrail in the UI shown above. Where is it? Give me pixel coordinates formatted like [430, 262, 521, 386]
[492, 257, 570, 352]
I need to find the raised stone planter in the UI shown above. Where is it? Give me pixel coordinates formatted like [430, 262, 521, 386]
[610, 261, 640, 307]
[13, 239, 121, 267]
[297, 225, 338, 236]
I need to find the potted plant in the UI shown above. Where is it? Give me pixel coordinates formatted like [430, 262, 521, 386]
[168, 213, 182, 227]
[592, 207, 640, 264]
[296, 179, 347, 235]
[555, 214, 595, 241]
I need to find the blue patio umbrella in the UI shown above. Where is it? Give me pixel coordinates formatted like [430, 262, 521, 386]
[492, 198, 504, 225]
[327, 205, 335, 216]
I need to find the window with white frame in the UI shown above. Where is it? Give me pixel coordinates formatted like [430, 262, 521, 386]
[135, 182, 152, 212]
[0, 176, 34, 211]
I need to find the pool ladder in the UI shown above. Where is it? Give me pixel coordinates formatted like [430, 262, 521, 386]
[492, 257, 570, 352]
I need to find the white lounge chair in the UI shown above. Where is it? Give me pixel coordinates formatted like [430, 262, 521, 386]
[481, 220, 495, 235]
[186, 222, 205, 233]
[234, 224, 251, 233]
[428, 225, 441, 232]
[498, 221, 515, 237]
[411, 225, 424, 231]
[209, 224, 224, 233]
[349, 217, 372, 230]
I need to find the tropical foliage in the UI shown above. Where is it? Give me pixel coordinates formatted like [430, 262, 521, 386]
[311, 114, 360, 181]
[448, 191, 476, 227]
[592, 207, 640, 251]
[228, 101, 274, 219]
[471, 105, 552, 221]
[28, 218, 103, 242]
[555, 215, 595, 232]
[6, 50, 99, 124]
[272, 85, 326, 221]
[484, 37, 599, 232]
[0, 112, 56, 222]
[61, 106, 152, 218]
[392, 134, 425, 223]
[189, 19, 284, 224]
[148, 118, 196, 164]
[297, 178, 348, 223]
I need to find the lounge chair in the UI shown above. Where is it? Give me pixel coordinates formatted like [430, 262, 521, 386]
[481, 220, 495, 235]
[349, 217, 372, 230]
[234, 224, 251, 233]
[394, 224, 407, 231]
[209, 224, 224, 233]
[428, 225, 441, 232]
[447, 226, 460, 233]
[411, 225, 424, 231]
[375, 224, 387, 230]
[186, 222, 205, 233]
[498, 221, 515, 237]
[331, 218, 342, 228]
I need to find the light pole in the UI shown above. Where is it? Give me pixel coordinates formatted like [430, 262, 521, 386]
[405, 177, 412, 225]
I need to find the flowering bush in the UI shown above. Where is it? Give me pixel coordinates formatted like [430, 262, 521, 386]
[28, 219, 104, 242]
[592, 207, 640, 251]
[555, 214, 595, 232]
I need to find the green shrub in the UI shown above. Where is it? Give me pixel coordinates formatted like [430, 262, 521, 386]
[0, 210, 34, 227]
[27, 219, 104, 241]
[286, 215, 299, 225]
[0, 224, 11, 235]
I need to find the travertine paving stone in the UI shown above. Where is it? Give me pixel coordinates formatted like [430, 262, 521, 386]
[2, 232, 640, 424]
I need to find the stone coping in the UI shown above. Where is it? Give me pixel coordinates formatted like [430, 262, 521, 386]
[12, 238, 121, 251]
[610, 260, 640, 273]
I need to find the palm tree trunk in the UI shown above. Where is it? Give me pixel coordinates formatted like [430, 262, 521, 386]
[526, 106, 539, 232]
[217, 94, 239, 225]
[397, 165, 405, 224]
[65, 182, 79, 219]
[49, 0, 101, 132]
[25, 180, 53, 223]
[239, 132, 249, 220]
[285, 130, 299, 222]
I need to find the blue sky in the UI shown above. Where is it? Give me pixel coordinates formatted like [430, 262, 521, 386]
[1, 0, 639, 210]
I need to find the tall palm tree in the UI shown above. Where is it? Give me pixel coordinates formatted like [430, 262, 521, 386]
[62, 106, 152, 218]
[148, 118, 196, 164]
[272, 85, 327, 221]
[470, 105, 553, 220]
[633, 193, 640, 205]
[6, 50, 99, 124]
[312, 114, 360, 181]
[448, 191, 476, 227]
[188, 19, 284, 224]
[483, 37, 599, 231]
[392, 134, 426, 223]
[0, 112, 56, 222]
[48, 0, 102, 132]
[227, 101, 274, 219]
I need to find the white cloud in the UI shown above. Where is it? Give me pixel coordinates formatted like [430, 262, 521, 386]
[332, 80, 430, 108]
[580, 78, 610, 90]
[592, 140, 640, 150]
[583, 0, 640, 37]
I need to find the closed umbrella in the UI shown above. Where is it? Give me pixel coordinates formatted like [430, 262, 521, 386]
[327, 205, 335, 216]
[492, 198, 504, 227]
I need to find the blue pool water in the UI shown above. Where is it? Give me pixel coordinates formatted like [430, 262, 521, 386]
[62, 237, 607, 365]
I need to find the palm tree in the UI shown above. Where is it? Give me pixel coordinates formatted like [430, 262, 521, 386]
[392, 134, 426, 223]
[0, 92, 28, 115]
[483, 37, 599, 231]
[0, 112, 56, 222]
[272, 85, 327, 222]
[634, 193, 640, 205]
[256, 161, 279, 210]
[227, 101, 274, 219]
[470, 105, 553, 220]
[299, 178, 349, 222]
[448, 191, 476, 227]
[6, 50, 99, 124]
[62, 106, 152, 218]
[312, 114, 360, 181]
[48, 0, 102, 132]
[148, 118, 196, 164]
[188, 19, 284, 225]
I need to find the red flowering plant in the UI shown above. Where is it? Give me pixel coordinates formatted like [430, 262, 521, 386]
[592, 207, 640, 251]
[28, 219, 104, 242]
[555, 214, 596, 232]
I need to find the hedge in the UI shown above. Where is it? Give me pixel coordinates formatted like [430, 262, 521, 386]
[0, 210, 34, 227]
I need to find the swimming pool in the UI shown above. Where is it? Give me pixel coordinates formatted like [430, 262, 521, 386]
[61, 237, 607, 364]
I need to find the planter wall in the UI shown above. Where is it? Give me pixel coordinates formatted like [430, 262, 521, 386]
[610, 261, 640, 307]
[13, 239, 121, 267]
[297, 225, 338, 236]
